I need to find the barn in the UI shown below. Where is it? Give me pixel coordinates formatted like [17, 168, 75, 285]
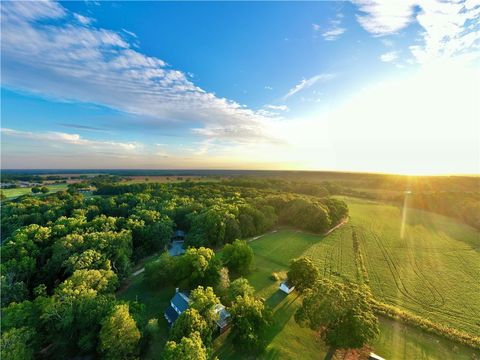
[279, 281, 295, 294]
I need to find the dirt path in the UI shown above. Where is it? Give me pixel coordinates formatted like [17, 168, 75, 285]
[324, 217, 349, 236]
[247, 229, 278, 243]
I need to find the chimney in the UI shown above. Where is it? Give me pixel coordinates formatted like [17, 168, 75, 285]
[175, 287, 179, 293]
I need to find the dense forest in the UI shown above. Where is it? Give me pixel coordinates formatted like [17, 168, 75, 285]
[0, 180, 348, 359]
[221, 177, 480, 230]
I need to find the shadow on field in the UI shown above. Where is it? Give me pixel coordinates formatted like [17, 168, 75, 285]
[264, 291, 300, 346]
[265, 289, 288, 308]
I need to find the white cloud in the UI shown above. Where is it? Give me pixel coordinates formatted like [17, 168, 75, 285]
[264, 104, 289, 112]
[353, 0, 480, 63]
[284, 74, 335, 99]
[313, 14, 347, 41]
[380, 51, 399, 62]
[122, 28, 137, 38]
[0, 1, 278, 144]
[1, 128, 139, 151]
[322, 27, 347, 41]
[73, 13, 93, 25]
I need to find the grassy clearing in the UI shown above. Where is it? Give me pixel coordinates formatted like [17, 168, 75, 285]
[2, 184, 68, 199]
[119, 272, 174, 359]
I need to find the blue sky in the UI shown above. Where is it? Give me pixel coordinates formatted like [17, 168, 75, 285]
[1, 1, 479, 173]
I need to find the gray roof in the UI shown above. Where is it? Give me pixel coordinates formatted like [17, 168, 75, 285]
[213, 304, 231, 328]
[174, 230, 186, 237]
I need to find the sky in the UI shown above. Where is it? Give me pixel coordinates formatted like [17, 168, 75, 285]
[1, 0, 479, 174]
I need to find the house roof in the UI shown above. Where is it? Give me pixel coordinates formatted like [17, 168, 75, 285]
[281, 280, 294, 289]
[165, 306, 179, 323]
[174, 230, 185, 237]
[171, 292, 190, 313]
[213, 304, 231, 328]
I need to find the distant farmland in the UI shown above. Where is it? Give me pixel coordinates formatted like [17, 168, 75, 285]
[2, 183, 68, 199]
[305, 197, 480, 336]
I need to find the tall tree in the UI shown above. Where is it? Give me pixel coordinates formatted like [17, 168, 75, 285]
[287, 257, 319, 293]
[0, 327, 35, 360]
[222, 240, 253, 275]
[229, 295, 271, 353]
[295, 279, 379, 353]
[170, 308, 209, 343]
[99, 304, 141, 360]
[224, 278, 254, 306]
[163, 331, 207, 360]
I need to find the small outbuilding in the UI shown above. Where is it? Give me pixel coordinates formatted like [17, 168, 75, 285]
[213, 304, 231, 334]
[279, 281, 295, 294]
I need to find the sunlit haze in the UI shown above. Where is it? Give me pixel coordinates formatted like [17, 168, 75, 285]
[1, 1, 479, 174]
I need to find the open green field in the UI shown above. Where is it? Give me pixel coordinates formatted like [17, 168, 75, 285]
[2, 183, 68, 199]
[212, 228, 478, 359]
[334, 197, 480, 336]
[120, 195, 480, 359]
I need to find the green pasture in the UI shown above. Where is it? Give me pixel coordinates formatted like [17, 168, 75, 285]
[2, 183, 68, 199]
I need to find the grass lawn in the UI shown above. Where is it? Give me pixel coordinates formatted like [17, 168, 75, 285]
[119, 197, 480, 359]
[2, 183, 68, 199]
[118, 272, 174, 359]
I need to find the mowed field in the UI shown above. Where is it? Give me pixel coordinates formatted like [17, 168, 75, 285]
[2, 183, 68, 199]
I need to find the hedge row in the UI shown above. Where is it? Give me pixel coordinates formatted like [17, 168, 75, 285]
[372, 301, 480, 350]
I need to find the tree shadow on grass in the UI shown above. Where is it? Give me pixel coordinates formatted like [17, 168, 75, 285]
[265, 289, 288, 309]
[264, 291, 300, 346]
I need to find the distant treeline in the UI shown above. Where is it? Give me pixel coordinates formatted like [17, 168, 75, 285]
[1, 174, 71, 183]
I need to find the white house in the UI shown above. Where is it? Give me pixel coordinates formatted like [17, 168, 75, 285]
[279, 281, 295, 294]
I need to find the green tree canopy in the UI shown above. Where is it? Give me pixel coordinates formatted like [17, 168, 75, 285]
[0, 327, 35, 360]
[287, 257, 319, 293]
[99, 304, 141, 360]
[295, 278, 379, 350]
[170, 308, 209, 343]
[189, 286, 220, 325]
[222, 239, 253, 275]
[225, 278, 254, 305]
[163, 331, 207, 360]
[229, 295, 271, 353]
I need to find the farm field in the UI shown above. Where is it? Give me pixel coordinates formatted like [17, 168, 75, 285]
[120, 204, 479, 359]
[336, 197, 480, 336]
[2, 183, 68, 199]
[211, 228, 478, 359]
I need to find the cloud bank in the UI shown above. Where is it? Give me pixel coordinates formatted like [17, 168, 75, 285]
[1, 1, 278, 144]
[353, 0, 480, 63]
